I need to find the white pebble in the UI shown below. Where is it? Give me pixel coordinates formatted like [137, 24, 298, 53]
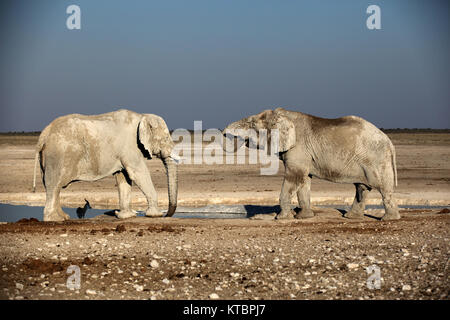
[402, 285, 411, 291]
[150, 260, 159, 268]
[347, 263, 359, 269]
[134, 285, 144, 292]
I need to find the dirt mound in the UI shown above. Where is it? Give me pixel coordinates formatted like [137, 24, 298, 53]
[438, 208, 450, 214]
[22, 258, 65, 273]
[15, 218, 40, 224]
[147, 225, 184, 233]
[115, 224, 126, 233]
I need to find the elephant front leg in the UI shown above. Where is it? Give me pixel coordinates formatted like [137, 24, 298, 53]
[345, 183, 370, 219]
[124, 161, 163, 218]
[294, 175, 314, 219]
[114, 171, 136, 219]
[276, 177, 297, 220]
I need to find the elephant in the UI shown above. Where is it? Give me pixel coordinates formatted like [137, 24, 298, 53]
[223, 108, 400, 221]
[32, 109, 178, 222]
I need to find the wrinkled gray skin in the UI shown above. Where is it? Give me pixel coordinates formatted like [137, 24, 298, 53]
[224, 108, 400, 221]
[33, 109, 178, 222]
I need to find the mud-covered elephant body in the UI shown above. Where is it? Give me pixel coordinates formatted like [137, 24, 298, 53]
[224, 108, 399, 221]
[33, 109, 178, 222]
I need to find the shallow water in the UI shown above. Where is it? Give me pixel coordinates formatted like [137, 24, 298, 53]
[0, 204, 247, 222]
[0, 203, 446, 223]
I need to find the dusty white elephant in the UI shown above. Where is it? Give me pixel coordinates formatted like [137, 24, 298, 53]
[223, 108, 400, 221]
[32, 109, 178, 222]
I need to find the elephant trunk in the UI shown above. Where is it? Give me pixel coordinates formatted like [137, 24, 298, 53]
[222, 124, 246, 153]
[162, 156, 178, 217]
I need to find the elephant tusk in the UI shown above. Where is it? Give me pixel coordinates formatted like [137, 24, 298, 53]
[169, 153, 181, 164]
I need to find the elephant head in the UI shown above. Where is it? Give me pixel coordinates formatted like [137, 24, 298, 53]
[138, 115, 178, 216]
[223, 108, 296, 154]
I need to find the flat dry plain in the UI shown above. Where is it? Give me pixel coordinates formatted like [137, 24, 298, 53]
[0, 132, 449, 300]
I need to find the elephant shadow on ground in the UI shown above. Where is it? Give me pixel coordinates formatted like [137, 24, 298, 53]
[244, 205, 381, 220]
[336, 208, 382, 221]
[103, 210, 117, 217]
[244, 205, 280, 219]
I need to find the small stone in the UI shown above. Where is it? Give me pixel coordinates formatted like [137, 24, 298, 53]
[134, 285, 144, 292]
[150, 260, 159, 268]
[86, 289, 96, 295]
[302, 284, 311, 289]
[162, 278, 170, 284]
[15, 283, 24, 290]
[402, 285, 411, 291]
[132, 271, 139, 277]
[347, 263, 359, 270]
[209, 293, 219, 299]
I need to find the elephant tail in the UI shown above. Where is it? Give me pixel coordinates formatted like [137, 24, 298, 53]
[391, 144, 397, 187]
[32, 149, 39, 192]
[32, 127, 50, 192]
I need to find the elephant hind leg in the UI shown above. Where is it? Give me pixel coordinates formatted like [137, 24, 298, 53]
[43, 183, 69, 222]
[43, 164, 70, 221]
[379, 187, 400, 220]
[345, 183, 371, 219]
[114, 170, 136, 219]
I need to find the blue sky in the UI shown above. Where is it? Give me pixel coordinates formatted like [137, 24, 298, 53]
[0, 0, 449, 131]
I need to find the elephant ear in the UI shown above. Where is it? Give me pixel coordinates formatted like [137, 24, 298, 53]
[138, 115, 160, 157]
[267, 112, 296, 153]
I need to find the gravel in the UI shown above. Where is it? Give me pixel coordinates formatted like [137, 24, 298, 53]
[0, 208, 448, 300]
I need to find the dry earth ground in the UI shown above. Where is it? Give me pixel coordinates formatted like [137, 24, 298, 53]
[0, 132, 449, 300]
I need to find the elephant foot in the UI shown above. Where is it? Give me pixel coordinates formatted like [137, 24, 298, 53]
[43, 211, 66, 222]
[344, 210, 365, 219]
[294, 208, 315, 219]
[381, 212, 400, 221]
[57, 208, 70, 221]
[145, 207, 164, 218]
[276, 209, 294, 220]
[115, 210, 137, 219]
